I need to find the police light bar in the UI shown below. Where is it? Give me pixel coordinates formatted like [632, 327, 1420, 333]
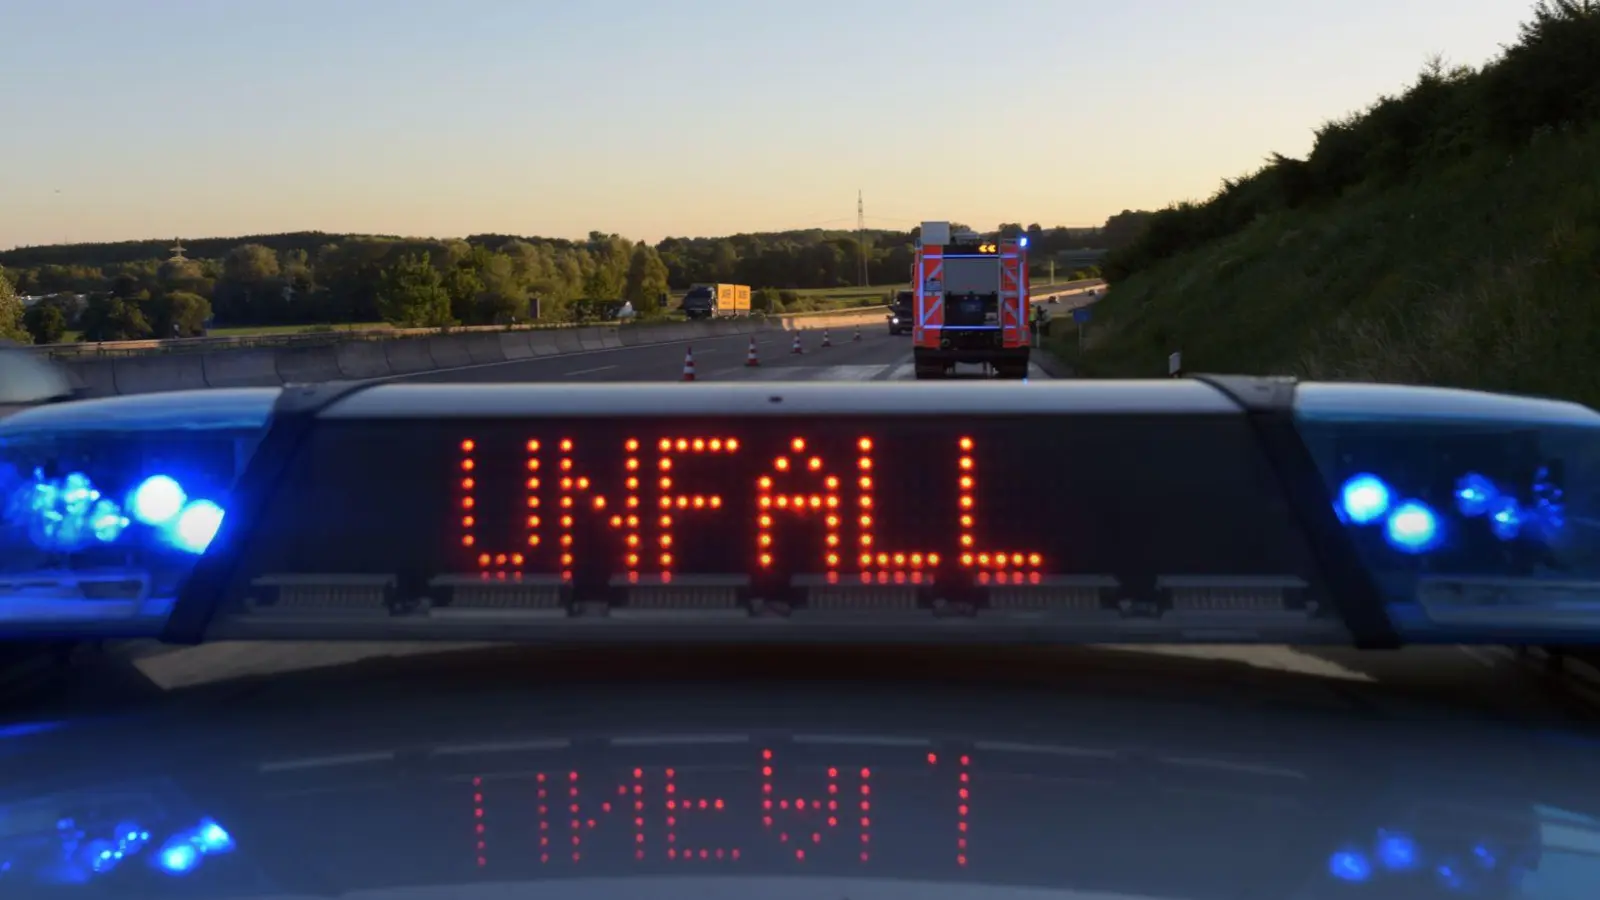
[1, 377, 1598, 647]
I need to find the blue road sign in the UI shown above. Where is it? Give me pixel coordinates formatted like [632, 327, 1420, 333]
[1072, 307, 1092, 324]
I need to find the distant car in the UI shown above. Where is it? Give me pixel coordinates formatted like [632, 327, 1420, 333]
[887, 291, 913, 335]
[0, 340, 77, 419]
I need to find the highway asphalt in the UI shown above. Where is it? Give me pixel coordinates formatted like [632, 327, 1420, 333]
[390, 282, 1099, 385]
[394, 322, 1053, 384]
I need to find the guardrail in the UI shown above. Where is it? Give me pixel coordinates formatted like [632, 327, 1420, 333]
[38, 306, 855, 360]
[39, 282, 1102, 400]
[45, 307, 882, 398]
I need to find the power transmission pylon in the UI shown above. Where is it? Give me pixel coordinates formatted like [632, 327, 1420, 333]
[857, 190, 870, 287]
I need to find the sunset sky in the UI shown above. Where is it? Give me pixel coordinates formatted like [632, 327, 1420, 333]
[0, 0, 1534, 248]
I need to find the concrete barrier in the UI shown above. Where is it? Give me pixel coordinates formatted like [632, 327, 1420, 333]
[274, 346, 344, 384]
[204, 349, 284, 387]
[113, 355, 208, 393]
[497, 332, 534, 361]
[527, 332, 561, 356]
[335, 342, 393, 379]
[49, 306, 894, 397]
[383, 338, 434, 375]
[71, 359, 119, 397]
[576, 328, 608, 352]
[620, 323, 675, 346]
[425, 335, 476, 369]
[464, 333, 506, 365]
[553, 330, 584, 354]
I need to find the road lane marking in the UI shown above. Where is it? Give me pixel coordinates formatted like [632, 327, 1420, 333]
[811, 365, 901, 381]
[380, 327, 857, 382]
[563, 365, 618, 376]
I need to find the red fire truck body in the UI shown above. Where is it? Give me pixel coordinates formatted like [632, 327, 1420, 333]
[911, 221, 1030, 379]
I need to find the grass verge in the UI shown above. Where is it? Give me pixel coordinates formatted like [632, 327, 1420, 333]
[1050, 120, 1600, 408]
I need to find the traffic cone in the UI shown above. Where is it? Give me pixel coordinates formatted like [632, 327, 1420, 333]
[821, 329, 832, 348]
[745, 337, 760, 367]
[791, 334, 803, 354]
[852, 326, 861, 342]
[681, 347, 697, 381]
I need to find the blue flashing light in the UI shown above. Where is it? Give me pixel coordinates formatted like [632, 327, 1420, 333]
[129, 475, 186, 526]
[1328, 849, 1372, 882]
[149, 817, 235, 877]
[1293, 381, 1600, 643]
[1532, 465, 1566, 535]
[0, 390, 275, 635]
[192, 819, 234, 855]
[1017, 236, 1029, 248]
[90, 499, 128, 542]
[1436, 860, 1467, 891]
[8, 469, 224, 555]
[156, 842, 198, 875]
[7, 470, 136, 553]
[1384, 501, 1441, 553]
[1339, 474, 1391, 524]
[1487, 495, 1524, 541]
[172, 500, 225, 555]
[0, 806, 231, 888]
[1376, 831, 1419, 871]
[1454, 473, 1496, 517]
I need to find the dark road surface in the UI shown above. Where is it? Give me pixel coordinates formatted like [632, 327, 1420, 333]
[394, 325, 1052, 384]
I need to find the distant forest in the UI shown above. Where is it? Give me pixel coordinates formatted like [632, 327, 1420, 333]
[0, 212, 1150, 342]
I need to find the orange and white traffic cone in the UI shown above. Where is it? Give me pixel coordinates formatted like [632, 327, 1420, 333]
[745, 337, 760, 367]
[852, 326, 861, 342]
[791, 334, 803, 354]
[821, 329, 832, 348]
[681, 347, 697, 381]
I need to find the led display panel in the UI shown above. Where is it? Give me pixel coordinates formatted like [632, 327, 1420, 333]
[216, 411, 1332, 626]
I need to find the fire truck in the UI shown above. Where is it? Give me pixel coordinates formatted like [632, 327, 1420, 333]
[910, 221, 1031, 379]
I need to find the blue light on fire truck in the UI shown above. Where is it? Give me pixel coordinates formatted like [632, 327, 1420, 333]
[1017, 236, 1028, 248]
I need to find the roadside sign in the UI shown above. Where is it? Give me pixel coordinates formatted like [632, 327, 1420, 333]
[1072, 307, 1091, 324]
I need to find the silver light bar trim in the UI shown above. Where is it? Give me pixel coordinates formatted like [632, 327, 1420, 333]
[316, 381, 1246, 419]
[1294, 383, 1600, 427]
[0, 388, 282, 436]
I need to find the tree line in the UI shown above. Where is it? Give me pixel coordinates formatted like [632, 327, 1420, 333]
[0, 220, 1134, 344]
[1102, 0, 1600, 282]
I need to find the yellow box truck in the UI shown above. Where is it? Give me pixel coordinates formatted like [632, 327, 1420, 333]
[680, 283, 751, 320]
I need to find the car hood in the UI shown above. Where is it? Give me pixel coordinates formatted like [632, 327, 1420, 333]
[2, 643, 1599, 898]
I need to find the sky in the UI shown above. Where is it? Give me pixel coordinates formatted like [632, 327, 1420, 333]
[0, 0, 1535, 249]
